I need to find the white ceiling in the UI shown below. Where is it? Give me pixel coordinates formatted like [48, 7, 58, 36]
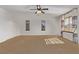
[0, 5, 79, 16]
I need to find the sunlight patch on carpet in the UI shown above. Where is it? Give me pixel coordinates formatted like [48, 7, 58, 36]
[44, 38, 64, 45]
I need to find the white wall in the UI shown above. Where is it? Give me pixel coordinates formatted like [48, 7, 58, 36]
[10, 12, 61, 35]
[0, 8, 61, 43]
[0, 8, 20, 43]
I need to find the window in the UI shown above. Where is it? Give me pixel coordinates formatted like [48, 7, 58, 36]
[64, 18, 69, 26]
[72, 16, 77, 28]
[26, 20, 30, 31]
[41, 20, 45, 31]
[61, 16, 77, 32]
[64, 17, 72, 28]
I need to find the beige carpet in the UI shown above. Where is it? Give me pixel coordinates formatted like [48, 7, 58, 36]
[44, 38, 64, 45]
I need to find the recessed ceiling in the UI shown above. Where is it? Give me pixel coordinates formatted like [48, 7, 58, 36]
[0, 5, 79, 16]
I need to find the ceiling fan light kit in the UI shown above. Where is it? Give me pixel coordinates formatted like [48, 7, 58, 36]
[35, 10, 45, 14]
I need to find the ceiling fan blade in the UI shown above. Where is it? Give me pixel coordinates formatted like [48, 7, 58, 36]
[41, 11, 45, 14]
[30, 9, 37, 10]
[42, 8, 48, 10]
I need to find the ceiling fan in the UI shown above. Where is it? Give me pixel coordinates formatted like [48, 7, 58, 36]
[30, 5, 48, 14]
